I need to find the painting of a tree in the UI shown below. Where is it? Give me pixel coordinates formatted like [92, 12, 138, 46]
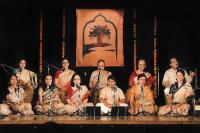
[89, 25, 111, 44]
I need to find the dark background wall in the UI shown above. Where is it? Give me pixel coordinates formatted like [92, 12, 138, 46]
[0, 0, 200, 105]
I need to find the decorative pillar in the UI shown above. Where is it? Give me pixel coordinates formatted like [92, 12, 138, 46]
[61, 9, 66, 58]
[153, 15, 158, 98]
[133, 8, 137, 70]
[39, 11, 43, 83]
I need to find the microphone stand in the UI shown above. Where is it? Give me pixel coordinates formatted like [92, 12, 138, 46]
[93, 70, 101, 116]
[93, 70, 101, 106]
[2, 64, 16, 70]
[157, 67, 160, 98]
[1, 64, 17, 75]
[47, 85, 55, 116]
[76, 84, 82, 116]
[141, 85, 145, 116]
[169, 84, 175, 116]
[16, 86, 24, 116]
[47, 65, 50, 75]
[113, 85, 119, 116]
[43, 60, 59, 75]
[195, 68, 200, 90]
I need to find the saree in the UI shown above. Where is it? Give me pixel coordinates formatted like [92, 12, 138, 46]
[126, 71, 154, 103]
[35, 87, 67, 115]
[65, 85, 89, 114]
[129, 85, 157, 115]
[0, 87, 34, 115]
[159, 82, 194, 116]
[15, 69, 38, 103]
[55, 69, 75, 103]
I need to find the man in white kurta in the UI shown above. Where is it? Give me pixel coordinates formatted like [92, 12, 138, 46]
[96, 75, 128, 114]
[89, 59, 112, 104]
[162, 57, 194, 95]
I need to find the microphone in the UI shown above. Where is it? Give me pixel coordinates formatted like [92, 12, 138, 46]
[14, 86, 20, 98]
[170, 82, 177, 95]
[113, 85, 118, 107]
[141, 85, 144, 93]
[49, 85, 55, 91]
[76, 84, 81, 91]
[84, 72, 87, 77]
[17, 68, 22, 73]
[98, 67, 102, 71]
[60, 67, 65, 72]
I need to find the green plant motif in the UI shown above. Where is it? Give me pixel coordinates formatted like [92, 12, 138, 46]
[89, 25, 111, 44]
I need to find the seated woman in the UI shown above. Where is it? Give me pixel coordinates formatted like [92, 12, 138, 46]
[126, 59, 154, 103]
[65, 74, 90, 115]
[96, 75, 128, 115]
[0, 75, 34, 116]
[128, 74, 157, 115]
[158, 69, 194, 116]
[35, 75, 67, 115]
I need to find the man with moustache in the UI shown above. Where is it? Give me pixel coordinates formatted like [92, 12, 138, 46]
[89, 59, 112, 104]
[162, 57, 195, 104]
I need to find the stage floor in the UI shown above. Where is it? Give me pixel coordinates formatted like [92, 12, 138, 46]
[0, 115, 200, 125]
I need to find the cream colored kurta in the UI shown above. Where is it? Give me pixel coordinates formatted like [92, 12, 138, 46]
[89, 70, 112, 89]
[99, 86, 125, 106]
[97, 86, 128, 114]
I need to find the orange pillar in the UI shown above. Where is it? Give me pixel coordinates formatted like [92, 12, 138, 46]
[133, 9, 137, 70]
[61, 9, 66, 58]
[39, 11, 43, 83]
[153, 15, 158, 98]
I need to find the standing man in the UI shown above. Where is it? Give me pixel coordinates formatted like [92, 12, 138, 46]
[89, 59, 112, 104]
[162, 57, 195, 104]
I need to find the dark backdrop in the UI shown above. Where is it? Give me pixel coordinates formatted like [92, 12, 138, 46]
[0, 0, 200, 106]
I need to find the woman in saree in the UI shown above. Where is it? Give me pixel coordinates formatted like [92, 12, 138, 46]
[0, 75, 34, 116]
[54, 58, 75, 104]
[158, 69, 194, 116]
[128, 74, 157, 115]
[126, 59, 154, 103]
[35, 75, 68, 115]
[65, 74, 90, 115]
[14, 59, 38, 103]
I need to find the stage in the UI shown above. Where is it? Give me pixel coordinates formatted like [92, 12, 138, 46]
[0, 116, 200, 133]
[0, 115, 200, 125]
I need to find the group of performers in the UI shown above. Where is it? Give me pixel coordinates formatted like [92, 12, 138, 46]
[0, 57, 196, 116]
